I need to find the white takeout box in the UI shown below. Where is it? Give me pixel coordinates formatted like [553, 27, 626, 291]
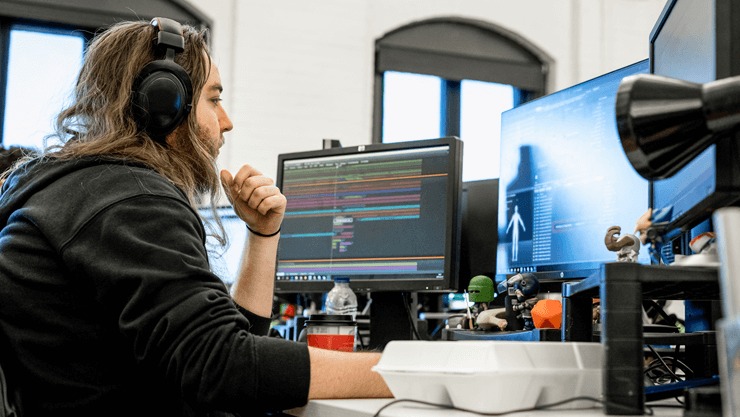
[373, 340, 603, 413]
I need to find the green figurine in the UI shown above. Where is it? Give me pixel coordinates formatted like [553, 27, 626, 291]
[468, 275, 495, 303]
[467, 275, 506, 331]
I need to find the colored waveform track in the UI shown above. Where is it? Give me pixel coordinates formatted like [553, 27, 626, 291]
[285, 179, 424, 202]
[284, 173, 443, 191]
[281, 157, 449, 258]
[281, 256, 444, 262]
[283, 174, 433, 222]
[277, 256, 445, 274]
[285, 205, 421, 219]
[286, 192, 420, 211]
[282, 160, 423, 185]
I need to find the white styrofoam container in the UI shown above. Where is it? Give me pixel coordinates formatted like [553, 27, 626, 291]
[373, 340, 603, 413]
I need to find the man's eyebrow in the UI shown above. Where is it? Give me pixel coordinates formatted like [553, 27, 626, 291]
[208, 84, 223, 93]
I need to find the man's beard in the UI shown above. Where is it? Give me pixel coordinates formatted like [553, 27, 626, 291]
[171, 123, 220, 195]
[171, 122, 219, 159]
[197, 125, 221, 159]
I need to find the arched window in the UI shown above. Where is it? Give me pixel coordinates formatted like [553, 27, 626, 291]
[0, 0, 210, 149]
[373, 17, 552, 181]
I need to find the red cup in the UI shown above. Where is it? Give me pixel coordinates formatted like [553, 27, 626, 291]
[305, 314, 357, 352]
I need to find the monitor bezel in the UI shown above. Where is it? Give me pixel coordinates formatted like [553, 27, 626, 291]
[273, 136, 464, 294]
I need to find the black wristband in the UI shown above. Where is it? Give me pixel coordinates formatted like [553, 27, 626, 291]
[246, 225, 281, 237]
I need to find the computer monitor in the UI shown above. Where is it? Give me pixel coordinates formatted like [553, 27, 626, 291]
[649, 0, 740, 247]
[274, 137, 464, 294]
[199, 206, 248, 288]
[458, 179, 499, 291]
[496, 60, 651, 283]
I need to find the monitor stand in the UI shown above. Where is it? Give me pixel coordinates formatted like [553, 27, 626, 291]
[368, 292, 418, 350]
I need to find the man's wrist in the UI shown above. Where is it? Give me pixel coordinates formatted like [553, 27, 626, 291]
[246, 224, 281, 237]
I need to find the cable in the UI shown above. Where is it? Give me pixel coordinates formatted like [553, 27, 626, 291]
[644, 344, 693, 405]
[648, 402, 685, 409]
[371, 396, 624, 417]
[429, 321, 445, 339]
[401, 292, 423, 341]
[357, 327, 367, 350]
[645, 344, 692, 383]
[361, 297, 372, 316]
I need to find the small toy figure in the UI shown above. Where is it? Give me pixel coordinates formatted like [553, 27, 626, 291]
[467, 275, 507, 331]
[604, 225, 641, 262]
[512, 275, 540, 331]
[634, 207, 718, 265]
[633, 207, 676, 264]
[671, 231, 719, 266]
[690, 232, 716, 255]
[634, 208, 653, 246]
[497, 273, 539, 331]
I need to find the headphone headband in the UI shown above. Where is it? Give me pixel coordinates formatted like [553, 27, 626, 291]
[151, 17, 185, 53]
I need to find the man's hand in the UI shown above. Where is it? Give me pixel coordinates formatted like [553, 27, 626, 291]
[220, 165, 286, 236]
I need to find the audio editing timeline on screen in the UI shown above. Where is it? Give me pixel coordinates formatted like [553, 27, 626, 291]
[277, 145, 452, 282]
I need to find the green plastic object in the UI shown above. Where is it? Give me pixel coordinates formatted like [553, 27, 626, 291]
[467, 275, 494, 303]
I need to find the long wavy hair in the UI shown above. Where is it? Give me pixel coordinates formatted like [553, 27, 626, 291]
[44, 20, 220, 207]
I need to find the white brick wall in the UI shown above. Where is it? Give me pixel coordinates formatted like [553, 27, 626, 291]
[187, 0, 667, 187]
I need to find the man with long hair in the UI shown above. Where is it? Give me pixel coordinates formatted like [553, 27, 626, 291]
[0, 18, 389, 416]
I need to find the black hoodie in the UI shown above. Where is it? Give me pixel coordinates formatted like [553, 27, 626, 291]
[0, 156, 310, 416]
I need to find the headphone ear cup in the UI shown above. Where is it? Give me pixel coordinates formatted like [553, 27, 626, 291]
[132, 58, 193, 141]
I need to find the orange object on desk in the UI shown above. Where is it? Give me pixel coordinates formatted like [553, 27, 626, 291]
[532, 299, 562, 329]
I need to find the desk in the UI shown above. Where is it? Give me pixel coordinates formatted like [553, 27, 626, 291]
[286, 398, 685, 417]
[286, 262, 719, 417]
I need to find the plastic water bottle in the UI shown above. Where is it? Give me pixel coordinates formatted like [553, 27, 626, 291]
[324, 277, 358, 319]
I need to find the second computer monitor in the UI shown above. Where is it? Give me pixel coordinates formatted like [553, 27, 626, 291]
[496, 60, 651, 282]
[274, 137, 463, 293]
[649, 0, 740, 246]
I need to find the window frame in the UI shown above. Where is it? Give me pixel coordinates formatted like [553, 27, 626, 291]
[0, 19, 93, 147]
[0, 0, 210, 147]
[372, 17, 553, 143]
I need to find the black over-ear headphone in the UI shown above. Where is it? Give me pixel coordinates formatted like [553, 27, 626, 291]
[132, 17, 193, 142]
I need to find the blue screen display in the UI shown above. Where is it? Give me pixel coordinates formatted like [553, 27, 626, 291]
[496, 60, 651, 280]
